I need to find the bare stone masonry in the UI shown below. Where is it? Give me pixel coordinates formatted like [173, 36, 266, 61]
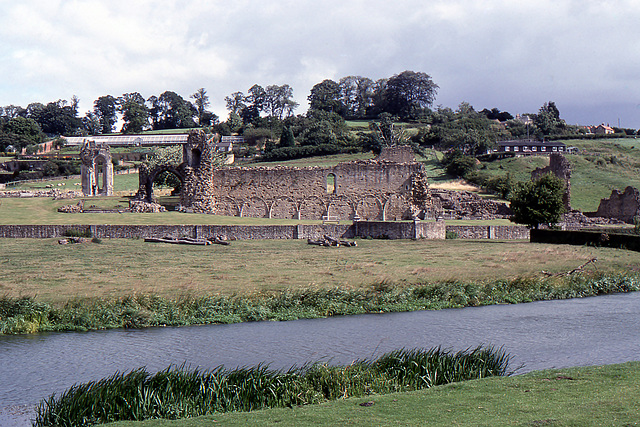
[595, 186, 640, 224]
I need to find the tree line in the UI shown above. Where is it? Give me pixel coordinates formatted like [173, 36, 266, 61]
[1, 69, 637, 156]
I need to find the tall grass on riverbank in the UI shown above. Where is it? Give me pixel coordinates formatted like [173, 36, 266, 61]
[2, 271, 639, 334]
[34, 346, 511, 427]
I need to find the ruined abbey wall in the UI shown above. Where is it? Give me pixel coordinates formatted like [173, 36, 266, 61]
[206, 161, 427, 221]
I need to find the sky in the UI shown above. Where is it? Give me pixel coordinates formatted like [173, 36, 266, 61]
[1, 0, 639, 129]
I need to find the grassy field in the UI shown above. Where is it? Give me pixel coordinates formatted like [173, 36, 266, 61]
[106, 361, 640, 427]
[1, 238, 637, 304]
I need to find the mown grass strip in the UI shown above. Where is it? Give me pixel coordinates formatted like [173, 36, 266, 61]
[2, 272, 639, 334]
[33, 346, 511, 427]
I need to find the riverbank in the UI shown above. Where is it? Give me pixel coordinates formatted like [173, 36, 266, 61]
[106, 361, 640, 426]
[2, 271, 639, 333]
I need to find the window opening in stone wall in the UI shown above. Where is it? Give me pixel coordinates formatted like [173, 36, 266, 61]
[95, 158, 105, 192]
[326, 173, 336, 194]
[191, 149, 201, 168]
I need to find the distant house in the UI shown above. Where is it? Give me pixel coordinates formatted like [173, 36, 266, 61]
[593, 124, 615, 135]
[496, 139, 566, 155]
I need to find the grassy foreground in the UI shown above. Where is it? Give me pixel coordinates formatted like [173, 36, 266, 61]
[2, 239, 639, 303]
[106, 362, 640, 427]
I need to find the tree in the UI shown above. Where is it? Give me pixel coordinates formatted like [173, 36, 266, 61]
[93, 95, 118, 134]
[377, 70, 438, 119]
[263, 84, 298, 119]
[31, 100, 81, 135]
[224, 91, 246, 115]
[535, 101, 565, 136]
[339, 75, 374, 118]
[279, 125, 295, 147]
[509, 173, 566, 229]
[191, 88, 210, 126]
[119, 92, 149, 133]
[4, 117, 43, 144]
[308, 79, 343, 114]
[153, 91, 197, 130]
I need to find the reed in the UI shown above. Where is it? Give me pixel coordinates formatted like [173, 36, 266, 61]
[33, 346, 511, 426]
[1, 271, 639, 334]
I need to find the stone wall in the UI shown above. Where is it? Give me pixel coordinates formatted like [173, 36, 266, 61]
[0, 221, 447, 240]
[595, 186, 640, 224]
[206, 160, 429, 221]
[446, 225, 530, 239]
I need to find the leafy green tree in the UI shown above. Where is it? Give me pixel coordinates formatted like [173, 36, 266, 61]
[442, 149, 477, 178]
[510, 173, 566, 229]
[224, 91, 246, 115]
[190, 88, 211, 126]
[279, 125, 295, 147]
[30, 100, 81, 135]
[308, 79, 343, 114]
[4, 117, 43, 144]
[263, 84, 298, 119]
[377, 70, 438, 119]
[93, 95, 118, 134]
[154, 91, 197, 130]
[339, 75, 374, 118]
[535, 101, 565, 136]
[119, 92, 149, 133]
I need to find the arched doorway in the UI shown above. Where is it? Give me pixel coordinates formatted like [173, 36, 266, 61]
[144, 166, 186, 209]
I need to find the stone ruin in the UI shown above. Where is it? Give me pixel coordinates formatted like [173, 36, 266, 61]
[80, 140, 114, 196]
[595, 186, 640, 224]
[134, 131, 512, 221]
[531, 153, 571, 211]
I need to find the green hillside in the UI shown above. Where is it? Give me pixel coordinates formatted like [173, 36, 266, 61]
[479, 138, 640, 212]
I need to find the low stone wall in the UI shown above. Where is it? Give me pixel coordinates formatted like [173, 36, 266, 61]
[446, 225, 530, 240]
[0, 221, 447, 240]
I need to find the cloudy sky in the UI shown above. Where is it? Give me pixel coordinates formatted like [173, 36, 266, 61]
[1, 0, 639, 129]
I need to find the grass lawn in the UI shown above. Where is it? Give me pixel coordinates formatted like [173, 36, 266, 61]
[107, 361, 640, 426]
[2, 238, 638, 304]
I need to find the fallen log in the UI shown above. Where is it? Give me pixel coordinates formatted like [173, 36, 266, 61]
[144, 237, 210, 246]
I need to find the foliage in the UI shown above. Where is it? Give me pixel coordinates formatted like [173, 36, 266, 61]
[510, 173, 566, 228]
[378, 70, 438, 120]
[3, 116, 43, 144]
[33, 346, 510, 426]
[441, 149, 477, 178]
[93, 95, 118, 134]
[190, 88, 212, 126]
[279, 125, 295, 147]
[308, 79, 344, 114]
[150, 91, 198, 130]
[43, 159, 81, 177]
[118, 92, 149, 133]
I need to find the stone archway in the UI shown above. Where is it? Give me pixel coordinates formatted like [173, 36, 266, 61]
[140, 165, 186, 203]
[80, 140, 114, 196]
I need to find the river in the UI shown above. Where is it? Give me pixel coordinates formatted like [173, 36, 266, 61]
[2, 292, 639, 426]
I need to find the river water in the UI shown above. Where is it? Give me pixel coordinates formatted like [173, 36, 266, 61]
[2, 292, 640, 426]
